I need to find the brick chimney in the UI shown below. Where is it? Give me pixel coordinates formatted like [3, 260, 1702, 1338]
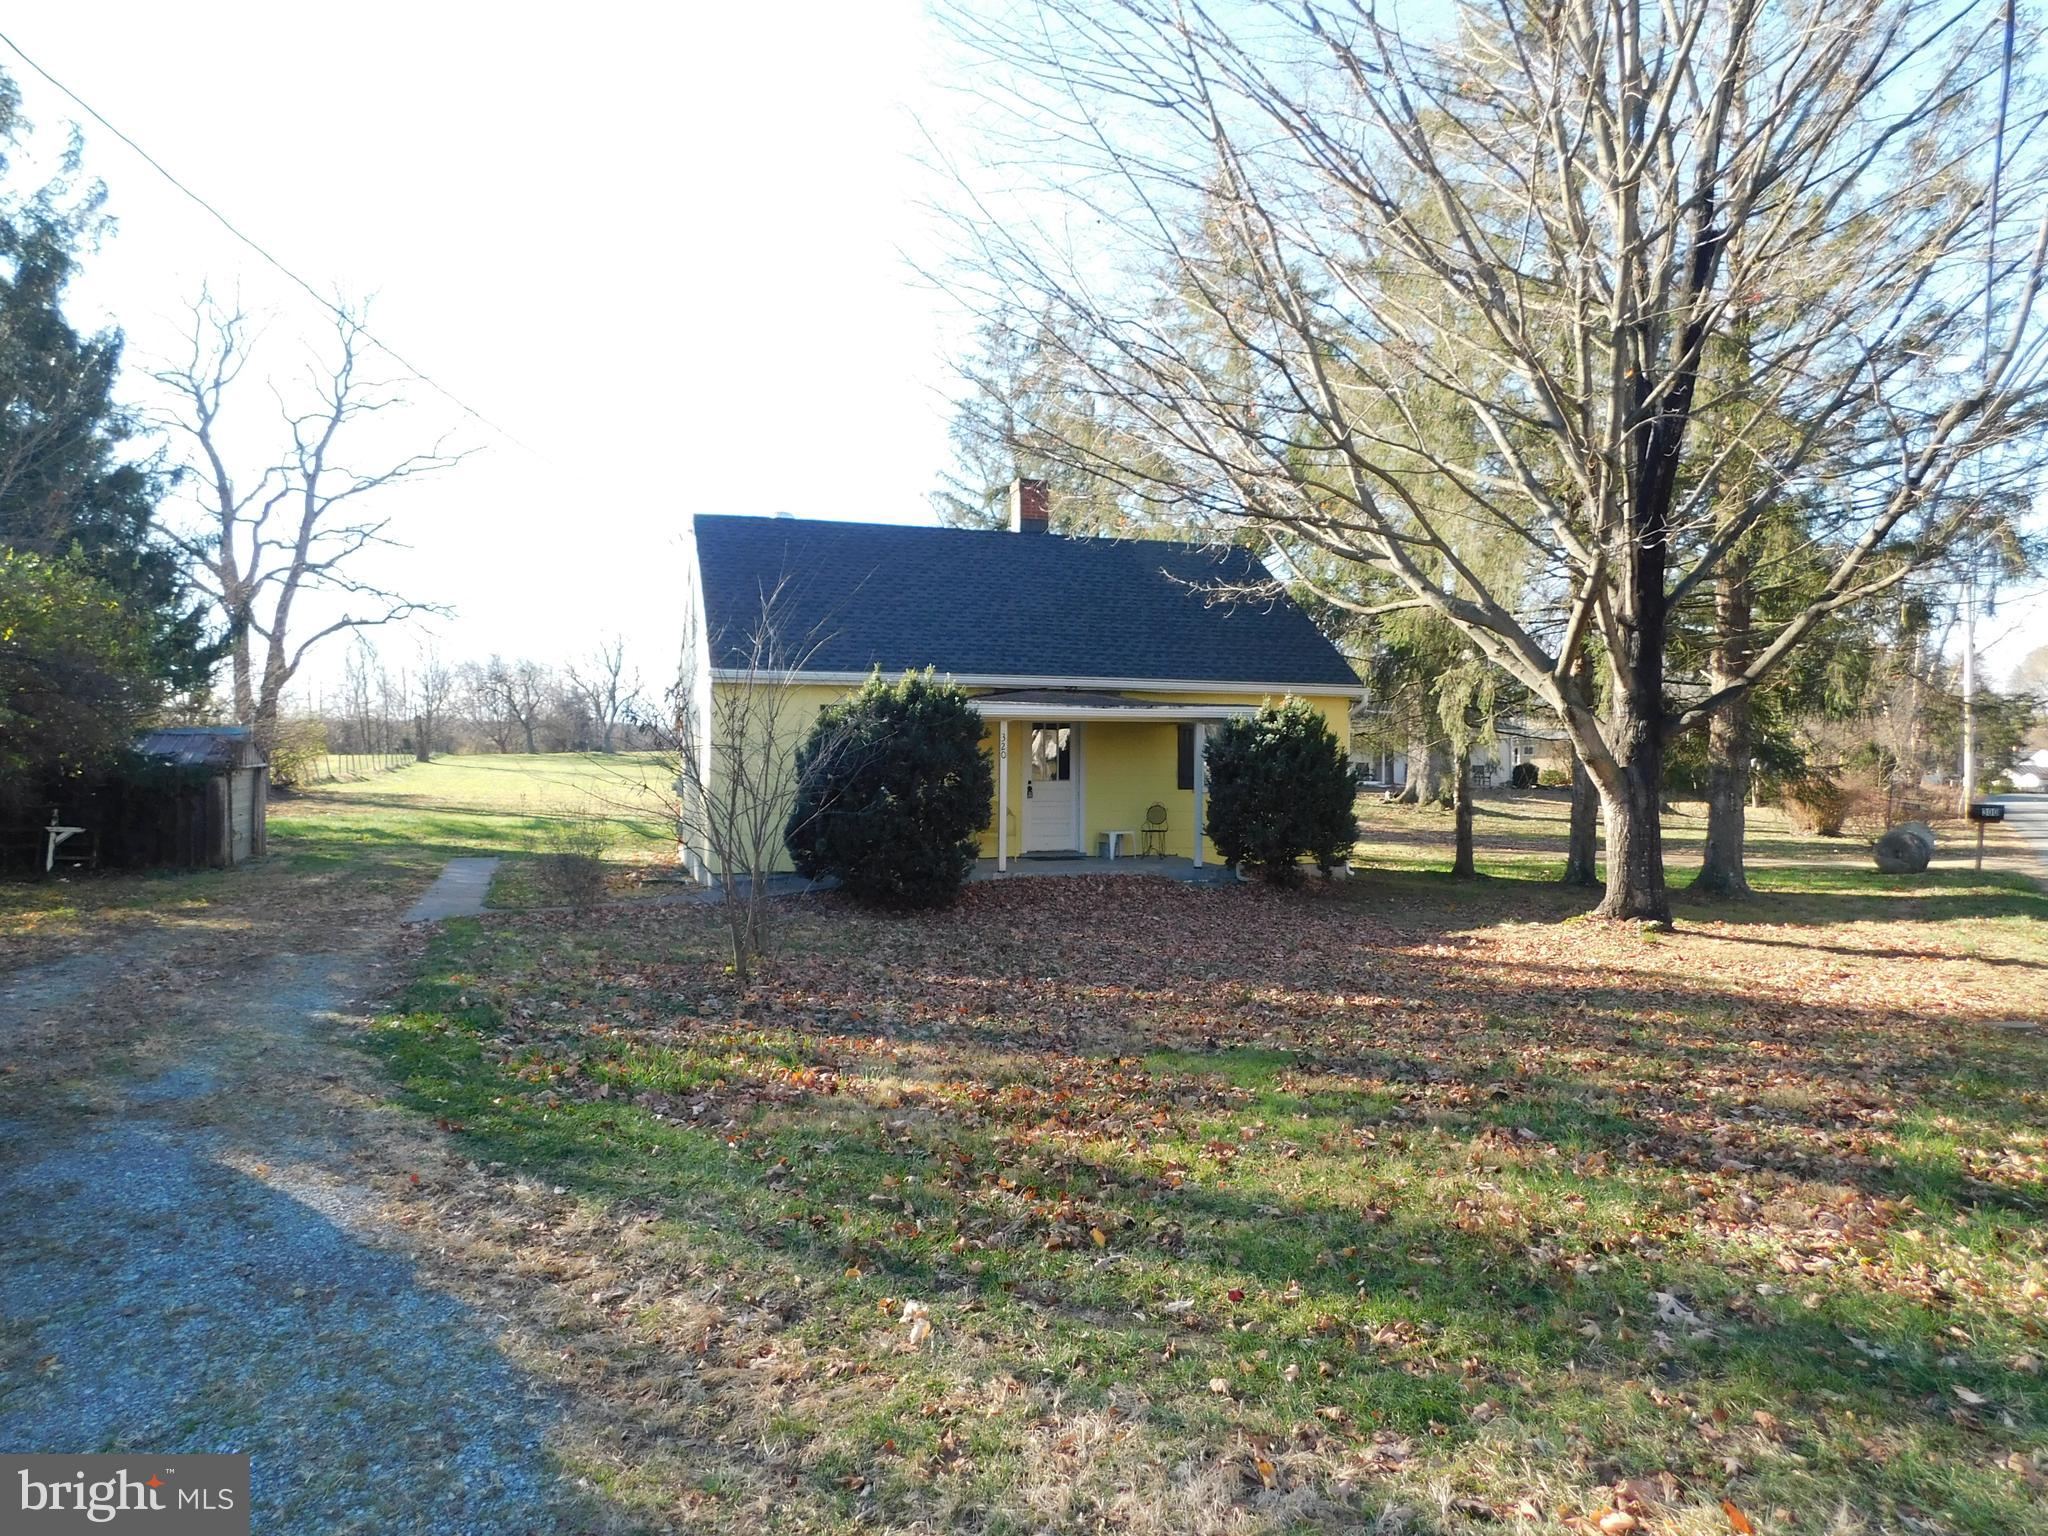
[1008, 477, 1050, 534]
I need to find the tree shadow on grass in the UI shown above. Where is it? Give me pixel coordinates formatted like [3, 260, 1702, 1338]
[745, 888, 2046, 1216]
[376, 880, 2048, 1534]
[1683, 924, 2048, 973]
[378, 1019, 2045, 1532]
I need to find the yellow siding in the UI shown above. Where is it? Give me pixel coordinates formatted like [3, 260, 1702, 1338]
[696, 679, 1353, 876]
[692, 682, 849, 876]
[977, 692, 1353, 863]
[1083, 720, 1187, 857]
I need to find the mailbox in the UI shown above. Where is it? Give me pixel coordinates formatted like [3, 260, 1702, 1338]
[1968, 802, 2006, 823]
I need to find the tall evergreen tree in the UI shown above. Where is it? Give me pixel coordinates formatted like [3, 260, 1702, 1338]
[933, 313, 1179, 535]
[0, 70, 213, 798]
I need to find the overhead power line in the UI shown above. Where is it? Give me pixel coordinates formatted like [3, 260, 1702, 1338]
[0, 26, 536, 456]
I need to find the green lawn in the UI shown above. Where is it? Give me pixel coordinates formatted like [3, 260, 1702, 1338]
[376, 841, 2048, 1534]
[1351, 788, 2048, 936]
[271, 752, 678, 907]
[0, 753, 679, 963]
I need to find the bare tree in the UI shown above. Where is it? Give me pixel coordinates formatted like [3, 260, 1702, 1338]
[377, 651, 409, 765]
[661, 581, 855, 983]
[942, 0, 2048, 922]
[155, 291, 468, 757]
[501, 660, 550, 754]
[456, 659, 516, 753]
[566, 636, 640, 753]
[414, 641, 453, 762]
[458, 655, 549, 754]
[341, 634, 376, 764]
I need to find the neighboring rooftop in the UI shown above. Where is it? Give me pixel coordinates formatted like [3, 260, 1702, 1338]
[689, 515, 1360, 690]
[138, 726, 265, 767]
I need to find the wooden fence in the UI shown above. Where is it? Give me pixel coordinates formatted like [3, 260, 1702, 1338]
[306, 751, 412, 784]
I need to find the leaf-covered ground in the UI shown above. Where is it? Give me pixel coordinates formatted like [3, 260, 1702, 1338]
[378, 866, 2048, 1535]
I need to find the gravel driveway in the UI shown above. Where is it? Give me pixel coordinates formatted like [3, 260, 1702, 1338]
[0, 882, 615, 1534]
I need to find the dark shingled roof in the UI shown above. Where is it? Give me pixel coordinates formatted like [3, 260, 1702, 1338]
[691, 515, 1358, 690]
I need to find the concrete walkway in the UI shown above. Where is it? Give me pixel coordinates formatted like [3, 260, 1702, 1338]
[972, 854, 1235, 885]
[403, 857, 500, 922]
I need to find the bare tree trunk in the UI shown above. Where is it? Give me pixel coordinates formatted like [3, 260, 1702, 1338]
[1595, 723, 1670, 923]
[1562, 650, 1600, 886]
[1591, 480, 1675, 922]
[1404, 737, 1450, 805]
[228, 626, 255, 726]
[1395, 736, 1424, 802]
[1695, 704, 1753, 896]
[1450, 743, 1475, 878]
[1563, 755, 1600, 887]
[1592, 376, 1678, 925]
[1694, 559, 1756, 897]
[1902, 628, 1928, 786]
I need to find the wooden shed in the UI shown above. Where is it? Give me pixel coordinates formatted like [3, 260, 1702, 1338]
[134, 727, 269, 867]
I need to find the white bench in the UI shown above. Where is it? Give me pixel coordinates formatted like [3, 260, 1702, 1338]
[1098, 830, 1136, 859]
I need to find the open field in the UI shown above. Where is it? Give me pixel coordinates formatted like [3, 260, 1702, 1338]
[273, 751, 677, 908]
[374, 807, 2048, 1534]
[0, 753, 676, 967]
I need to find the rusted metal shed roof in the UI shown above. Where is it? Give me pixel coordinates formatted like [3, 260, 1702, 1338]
[137, 726, 267, 769]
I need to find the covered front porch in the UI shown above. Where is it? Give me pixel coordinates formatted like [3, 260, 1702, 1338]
[970, 852, 1234, 884]
[972, 689, 1253, 873]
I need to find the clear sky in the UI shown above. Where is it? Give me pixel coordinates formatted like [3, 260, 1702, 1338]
[5, 1, 967, 701]
[3, 3, 2041, 702]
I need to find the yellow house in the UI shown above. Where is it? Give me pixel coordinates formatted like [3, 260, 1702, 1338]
[679, 482, 1363, 880]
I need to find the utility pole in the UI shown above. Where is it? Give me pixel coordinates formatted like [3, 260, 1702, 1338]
[1961, 559, 1978, 814]
[1964, 0, 2017, 817]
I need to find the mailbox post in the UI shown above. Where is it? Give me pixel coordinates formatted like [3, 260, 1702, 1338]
[1967, 801, 2006, 871]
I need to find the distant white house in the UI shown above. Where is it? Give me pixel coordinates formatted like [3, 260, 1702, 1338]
[2005, 747, 2048, 791]
[1352, 710, 1571, 788]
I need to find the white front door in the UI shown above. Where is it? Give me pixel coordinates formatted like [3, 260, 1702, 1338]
[1024, 722, 1077, 852]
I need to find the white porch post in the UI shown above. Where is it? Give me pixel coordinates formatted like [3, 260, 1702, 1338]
[1191, 721, 1206, 868]
[997, 719, 1009, 873]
